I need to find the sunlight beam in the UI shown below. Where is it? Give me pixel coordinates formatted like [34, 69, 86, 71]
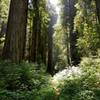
[49, 0, 60, 14]
[49, 0, 59, 5]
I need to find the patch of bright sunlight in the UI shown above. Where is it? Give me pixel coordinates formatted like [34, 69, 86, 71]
[52, 66, 82, 85]
[49, 0, 59, 6]
[49, 0, 60, 14]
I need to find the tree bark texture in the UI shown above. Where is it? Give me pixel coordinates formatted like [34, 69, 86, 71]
[2, 0, 28, 63]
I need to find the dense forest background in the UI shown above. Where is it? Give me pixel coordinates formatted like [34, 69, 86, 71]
[0, 0, 100, 100]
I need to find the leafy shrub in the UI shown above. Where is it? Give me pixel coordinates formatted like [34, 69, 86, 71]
[73, 90, 98, 100]
[0, 61, 34, 90]
[0, 60, 56, 99]
[80, 57, 100, 89]
[59, 74, 100, 100]
[0, 61, 50, 90]
[59, 78, 82, 100]
[80, 57, 100, 70]
[0, 89, 56, 100]
[34, 85, 56, 100]
[0, 90, 37, 100]
[58, 57, 100, 100]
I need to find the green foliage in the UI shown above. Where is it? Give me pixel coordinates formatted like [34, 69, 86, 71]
[0, 61, 35, 90]
[59, 78, 82, 100]
[0, 90, 36, 100]
[0, 0, 10, 22]
[74, 0, 100, 57]
[79, 57, 100, 90]
[0, 88, 56, 100]
[80, 57, 100, 72]
[0, 0, 10, 50]
[59, 74, 100, 100]
[0, 61, 56, 99]
[34, 85, 56, 100]
[58, 58, 100, 100]
[73, 90, 98, 100]
[53, 25, 68, 70]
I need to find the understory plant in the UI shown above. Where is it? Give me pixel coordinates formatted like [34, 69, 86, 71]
[0, 60, 56, 100]
[57, 57, 100, 100]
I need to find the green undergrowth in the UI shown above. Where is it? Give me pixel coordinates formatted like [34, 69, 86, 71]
[0, 60, 56, 100]
[0, 58, 100, 100]
[56, 57, 100, 100]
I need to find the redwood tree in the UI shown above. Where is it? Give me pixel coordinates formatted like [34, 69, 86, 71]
[2, 0, 28, 63]
[29, 0, 41, 62]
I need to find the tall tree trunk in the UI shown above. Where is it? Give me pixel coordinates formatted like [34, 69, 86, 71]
[36, 15, 41, 63]
[30, 0, 41, 63]
[68, 0, 79, 65]
[41, 32, 48, 65]
[2, 0, 28, 63]
[47, 14, 57, 75]
[47, 26, 53, 75]
[95, 0, 100, 23]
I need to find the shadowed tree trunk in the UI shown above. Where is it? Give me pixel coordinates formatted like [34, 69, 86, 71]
[95, 0, 100, 24]
[47, 14, 58, 75]
[2, 0, 28, 63]
[29, 0, 41, 63]
[68, 0, 80, 65]
[47, 24, 53, 75]
[62, 0, 79, 65]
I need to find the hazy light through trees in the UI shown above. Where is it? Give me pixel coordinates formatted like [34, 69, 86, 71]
[49, 0, 60, 14]
[49, 0, 62, 24]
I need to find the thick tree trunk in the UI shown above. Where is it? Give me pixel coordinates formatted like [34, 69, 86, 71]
[2, 0, 28, 63]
